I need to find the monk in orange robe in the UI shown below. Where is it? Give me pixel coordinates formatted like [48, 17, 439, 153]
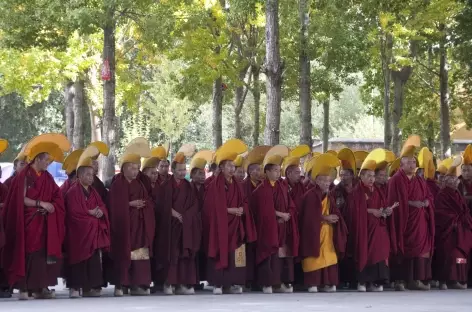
[154, 152, 201, 295]
[64, 149, 110, 298]
[2, 134, 68, 300]
[299, 153, 347, 293]
[108, 139, 155, 296]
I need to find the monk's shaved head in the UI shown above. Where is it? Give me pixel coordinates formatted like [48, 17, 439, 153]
[461, 164, 472, 180]
[77, 166, 94, 187]
[400, 157, 417, 175]
[122, 162, 139, 181]
[286, 165, 301, 184]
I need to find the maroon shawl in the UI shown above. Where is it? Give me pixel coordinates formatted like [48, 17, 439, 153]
[387, 169, 435, 257]
[348, 183, 392, 271]
[435, 187, 472, 255]
[202, 174, 256, 269]
[1, 164, 65, 286]
[60, 178, 74, 198]
[299, 184, 348, 259]
[251, 179, 299, 264]
[65, 182, 110, 264]
[154, 178, 201, 269]
[108, 174, 155, 282]
[284, 179, 306, 213]
[92, 175, 108, 204]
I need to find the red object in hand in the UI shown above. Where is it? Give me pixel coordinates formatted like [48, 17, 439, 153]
[101, 59, 111, 81]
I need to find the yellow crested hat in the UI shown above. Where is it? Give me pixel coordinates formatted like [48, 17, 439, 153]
[310, 153, 340, 180]
[172, 143, 196, 165]
[304, 156, 315, 174]
[463, 145, 472, 166]
[0, 139, 8, 154]
[141, 157, 160, 170]
[354, 150, 369, 170]
[263, 145, 290, 168]
[360, 149, 394, 173]
[215, 139, 248, 165]
[62, 149, 84, 174]
[290, 145, 311, 158]
[326, 150, 338, 156]
[338, 148, 357, 175]
[282, 156, 300, 177]
[89, 141, 109, 160]
[234, 155, 244, 167]
[77, 146, 100, 170]
[120, 137, 151, 166]
[389, 158, 401, 177]
[417, 147, 435, 179]
[151, 146, 168, 160]
[24, 133, 71, 163]
[189, 150, 213, 173]
[243, 145, 271, 171]
[444, 156, 463, 176]
[438, 158, 453, 175]
[400, 135, 421, 158]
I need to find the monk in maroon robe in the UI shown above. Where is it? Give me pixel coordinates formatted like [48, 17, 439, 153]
[388, 156, 435, 291]
[204, 163, 219, 188]
[348, 169, 397, 292]
[65, 166, 110, 298]
[284, 165, 305, 212]
[108, 162, 155, 296]
[60, 170, 77, 197]
[375, 167, 389, 199]
[4, 157, 27, 190]
[0, 167, 10, 298]
[202, 160, 257, 295]
[154, 157, 201, 295]
[142, 165, 159, 201]
[252, 163, 299, 293]
[435, 173, 472, 290]
[2, 153, 65, 300]
[458, 161, 472, 286]
[299, 173, 348, 293]
[157, 159, 171, 185]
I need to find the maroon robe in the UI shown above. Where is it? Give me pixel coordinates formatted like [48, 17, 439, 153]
[157, 174, 171, 186]
[299, 184, 348, 286]
[108, 173, 155, 287]
[65, 183, 110, 289]
[60, 179, 74, 198]
[3, 175, 14, 190]
[426, 179, 440, 201]
[0, 182, 7, 288]
[1, 164, 65, 289]
[348, 183, 392, 283]
[252, 179, 299, 286]
[191, 182, 206, 283]
[387, 169, 435, 282]
[154, 178, 201, 285]
[241, 177, 259, 285]
[434, 187, 472, 283]
[202, 174, 257, 286]
[284, 179, 306, 213]
[204, 174, 216, 188]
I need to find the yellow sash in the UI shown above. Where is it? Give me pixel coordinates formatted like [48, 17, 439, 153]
[302, 197, 338, 272]
[235, 244, 246, 267]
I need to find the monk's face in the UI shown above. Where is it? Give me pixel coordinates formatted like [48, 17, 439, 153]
[15, 159, 26, 172]
[265, 165, 281, 182]
[315, 175, 331, 193]
[375, 168, 387, 185]
[191, 168, 206, 185]
[248, 164, 262, 182]
[461, 164, 472, 180]
[143, 167, 158, 183]
[444, 175, 459, 189]
[78, 167, 94, 187]
[158, 160, 170, 176]
[339, 169, 353, 185]
[34, 153, 50, 171]
[172, 163, 187, 181]
[361, 170, 375, 187]
[220, 160, 235, 180]
[123, 163, 139, 180]
[400, 157, 417, 175]
[234, 166, 245, 182]
[92, 159, 99, 175]
[286, 166, 301, 184]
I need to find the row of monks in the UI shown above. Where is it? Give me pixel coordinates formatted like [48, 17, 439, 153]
[0, 133, 471, 300]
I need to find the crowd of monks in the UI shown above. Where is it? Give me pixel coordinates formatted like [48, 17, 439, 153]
[0, 133, 471, 300]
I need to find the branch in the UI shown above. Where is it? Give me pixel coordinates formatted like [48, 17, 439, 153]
[415, 59, 440, 77]
[416, 74, 440, 96]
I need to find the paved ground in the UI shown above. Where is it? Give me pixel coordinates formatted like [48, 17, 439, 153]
[1, 282, 471, 312]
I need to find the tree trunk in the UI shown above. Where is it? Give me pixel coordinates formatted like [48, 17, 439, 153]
[381, 33, 393, 150]
[252, 65, 261, 146]
[264, 0, 283, 146]
[88, 102, 102, 142]
[322, 98, 330, 152]
[299, 0, 312, 148]
[234, 66, 249, 140]
[439, 24, 451, 157]
[391, 72, 407, 155]
[212, 77, 223, 148]
[72, 79, 85, 149]
[101, 14, 117, 181]
[64, 82, 74, 144]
